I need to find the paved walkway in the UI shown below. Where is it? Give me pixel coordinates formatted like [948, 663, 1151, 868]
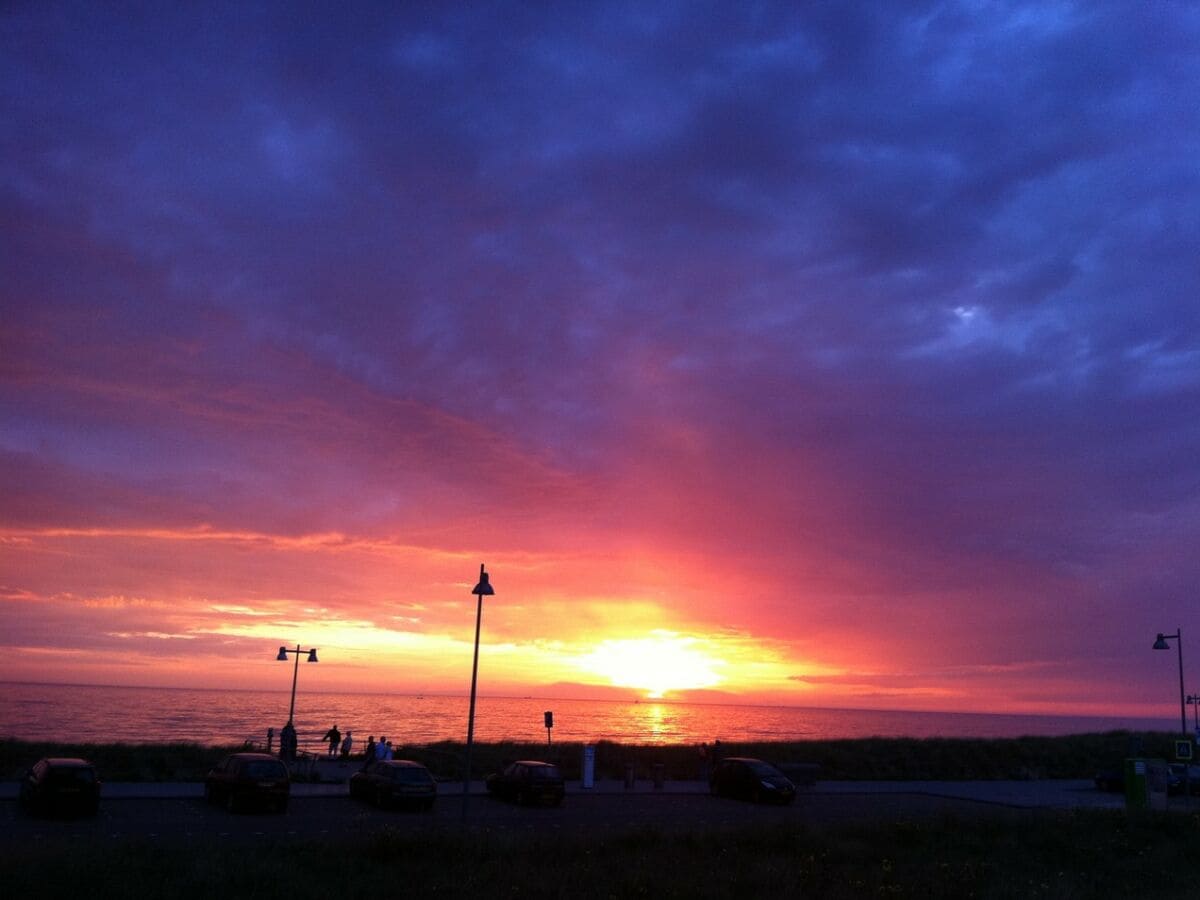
[818, 779, 1127, 810]
[0, 777, 1146, 810]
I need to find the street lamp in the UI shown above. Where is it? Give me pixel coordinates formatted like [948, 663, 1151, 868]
[276, 643, 319, 726]
[1188, 694, 1200, 732]
[462, 563, 494, 820]
[1152, 630, 1186, 737]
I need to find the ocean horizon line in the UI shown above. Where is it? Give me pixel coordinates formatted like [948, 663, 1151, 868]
[0, 679, 1168, 729]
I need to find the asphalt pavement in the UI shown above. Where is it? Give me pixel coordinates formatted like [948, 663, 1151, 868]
[0, 777, 1135, 810]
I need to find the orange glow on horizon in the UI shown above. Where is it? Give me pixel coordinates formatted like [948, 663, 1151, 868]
[575, 633, 724, 698]
[4, 526, 1174, 719]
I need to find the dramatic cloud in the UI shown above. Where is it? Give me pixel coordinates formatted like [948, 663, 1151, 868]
[2, 2, 1198, 716]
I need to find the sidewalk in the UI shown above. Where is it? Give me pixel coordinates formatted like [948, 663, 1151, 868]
[0, 777, 1138, 809]
[818, 779, 1126, 810]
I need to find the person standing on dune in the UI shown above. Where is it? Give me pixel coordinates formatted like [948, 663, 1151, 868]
[323, 724, 341, 757]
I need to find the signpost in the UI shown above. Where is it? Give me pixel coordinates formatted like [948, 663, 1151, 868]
[544, 710, 553, 746]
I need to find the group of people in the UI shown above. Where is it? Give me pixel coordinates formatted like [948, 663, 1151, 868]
[319, 725, 396, 765]
[361, 734, 394, 766]
[321, 724, 355, 759]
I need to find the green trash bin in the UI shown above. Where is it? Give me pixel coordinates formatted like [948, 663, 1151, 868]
[1125, 758, 1169, 810]
[1124, 758, 1149, 809]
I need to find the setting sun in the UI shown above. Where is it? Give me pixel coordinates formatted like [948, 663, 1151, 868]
[575, 633, 725, 698]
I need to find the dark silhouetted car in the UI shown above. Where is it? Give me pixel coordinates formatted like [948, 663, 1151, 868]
[710, 757, 796, 804]
[485, 760, 565, 806]
[205, 752, 290, 813]
[349, 759, 437, 810]
[1168, 764, 1200, 795]
[19, 758, 101, 817]
[1095, 763, 1186, 795]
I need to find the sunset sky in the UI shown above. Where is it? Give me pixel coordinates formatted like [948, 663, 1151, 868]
[3, 3, 1199, 720]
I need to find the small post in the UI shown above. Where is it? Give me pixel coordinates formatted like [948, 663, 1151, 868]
[544, 710, 553, 747]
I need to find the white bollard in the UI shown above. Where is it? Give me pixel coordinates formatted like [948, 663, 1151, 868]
[582, 745, 595, 789]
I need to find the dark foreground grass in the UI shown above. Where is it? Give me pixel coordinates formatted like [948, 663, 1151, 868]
[0, 730, 1176, 782]
[5, 810, 1200, 899]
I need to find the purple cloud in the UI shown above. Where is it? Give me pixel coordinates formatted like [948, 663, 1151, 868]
[3, 2, 1199, 715]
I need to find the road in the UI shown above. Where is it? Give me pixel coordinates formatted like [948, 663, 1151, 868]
[0, 791, 1014, 846]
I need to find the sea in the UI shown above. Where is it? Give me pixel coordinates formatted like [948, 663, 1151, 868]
[0, 682, 1171, 751]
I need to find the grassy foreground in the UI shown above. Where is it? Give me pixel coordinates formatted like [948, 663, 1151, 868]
[0, 731, 1174, 782]
[4, 810, 1200, 899]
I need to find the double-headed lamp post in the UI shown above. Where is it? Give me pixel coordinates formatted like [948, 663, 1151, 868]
[1152, 630, 1186, 738]
[462, 564, 494, 820]
[277, 643, 319, 726]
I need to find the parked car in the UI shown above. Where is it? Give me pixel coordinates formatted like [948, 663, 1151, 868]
[485, 760, 565, 806]
[1168, 764, 1200, 795]
[204, 752, 290, 813]
[19, 758, 101, 817]
[349, 759, 437, 810]
[1096, 762, 1187, 795]
[775, 762, 821, 787]
[709, 757, 796, 805]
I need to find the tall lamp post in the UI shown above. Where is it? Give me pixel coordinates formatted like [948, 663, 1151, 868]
[277, 643, 320, 724]
[1152, 630, 1186, 738]
[462, 564, 494, 820]
[1188, 694, 1200, 733]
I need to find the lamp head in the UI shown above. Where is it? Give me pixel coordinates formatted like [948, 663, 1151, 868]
[307, 648, 319, 663]
[1153, 633, 1171, 650]
[277, 646, 289, 661]
[472, 563, 495, 596]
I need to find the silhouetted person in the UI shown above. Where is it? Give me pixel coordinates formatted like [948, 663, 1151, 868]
[280, 722, 298, 761]
[323, 724, 341, 757]
[363, 736, 376, 768]
[340, 731, 353, 759]
[376, 735, 389, 761]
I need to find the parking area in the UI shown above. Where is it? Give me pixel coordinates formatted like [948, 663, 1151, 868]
[3, 776, 1166, 848]
[0, 790, 1038, 847]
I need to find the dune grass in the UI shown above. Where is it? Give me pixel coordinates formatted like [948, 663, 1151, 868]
[409, 730, 1169, 782]
[0, 730, 1175, 783]
[3, 809, 1199, 898]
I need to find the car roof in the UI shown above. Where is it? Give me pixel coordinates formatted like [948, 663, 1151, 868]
[722, 757, 765, 764]
[514, 760, 557, 767]
[375, 759, 428, 768]
[43, 757, 95, 767]
[226, 752, 280, 761]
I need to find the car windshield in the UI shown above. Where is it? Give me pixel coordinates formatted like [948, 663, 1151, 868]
[48, 767, 95, 784]
[392, 767, 433, 784]
[746, 761, 782, 778]
[529, 766, 561, 780]
[243, 761, 287, 778]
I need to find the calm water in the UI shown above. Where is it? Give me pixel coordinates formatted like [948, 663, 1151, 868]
[0, 682, 1167, 750]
